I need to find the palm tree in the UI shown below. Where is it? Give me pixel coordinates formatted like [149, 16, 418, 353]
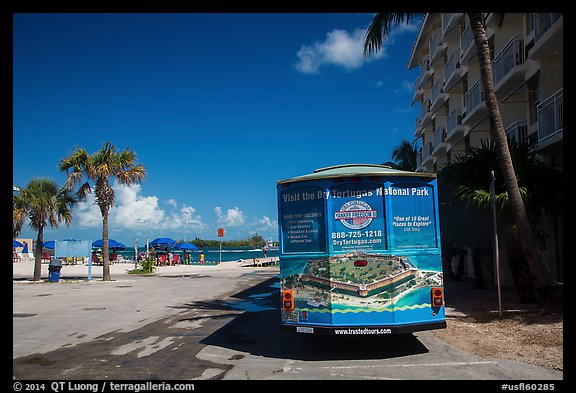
[364, 13, 557, 301]
[59, 142, 145, 281]
[383, 139, 418, 171]
[13, 178, 77, 282]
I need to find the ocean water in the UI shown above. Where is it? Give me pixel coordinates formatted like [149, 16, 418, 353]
[118, 246, 277, 263]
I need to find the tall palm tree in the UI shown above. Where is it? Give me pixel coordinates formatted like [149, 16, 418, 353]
[13, 178, 77, 281]
[59, 142, 145, 281]
[364, 13, 557, 300]
[383, 139, 418, 171]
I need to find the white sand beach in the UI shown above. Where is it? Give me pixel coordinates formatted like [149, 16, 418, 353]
[12, 256, 279, 281]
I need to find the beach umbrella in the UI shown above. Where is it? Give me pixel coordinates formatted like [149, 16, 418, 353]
[13, 240, 23, 248]
[43, 240, 55, 249]
[177, 243, 198, 251]
[92, 239, 126, 250]
[149, 237, 176, 248]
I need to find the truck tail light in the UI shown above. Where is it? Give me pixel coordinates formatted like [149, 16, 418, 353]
[282, 289, 295, 312]
[431, 287, 444, 307]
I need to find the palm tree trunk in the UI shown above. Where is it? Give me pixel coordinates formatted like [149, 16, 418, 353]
[468, 13, 555, 292]
[33, 226, 44, 282]
[102, 213, 111, 281]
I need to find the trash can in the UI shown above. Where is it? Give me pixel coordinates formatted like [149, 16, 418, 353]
[48, 258, 62, 282]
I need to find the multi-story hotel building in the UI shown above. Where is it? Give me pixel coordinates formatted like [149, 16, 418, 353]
[407, 13, 563, 282]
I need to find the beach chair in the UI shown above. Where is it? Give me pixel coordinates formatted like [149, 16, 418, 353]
[158, 254, 167, 266]
[172, 254, 180, 265]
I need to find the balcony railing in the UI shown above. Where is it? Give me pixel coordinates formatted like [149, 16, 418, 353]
[442, 13, 463, 35]
[505, 120, 528, 144]
[444, 48, 460, 82]
[465, 79, 484, 113]
[446, 105, 463, 135]
[419, 56, 430, 81]
[414, 75, 421, 93]
[492, 35, 525, 87]
[432, 76, 444, 103]
[534, 13, 562, 43]
[430, 29, 444, 62]
[461, 24, 474, 56]
[442, 13, 452, 33]
[433, 126, 447, 148]
[423, 142, 433, 161]
[538, 89, 563, 142]
[420, 99, 430, 121]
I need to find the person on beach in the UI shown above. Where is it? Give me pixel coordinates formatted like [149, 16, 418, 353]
[200, 252, 205, 265]
[263, 246, 267, 258]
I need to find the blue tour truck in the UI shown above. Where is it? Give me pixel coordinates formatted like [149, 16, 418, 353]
[276, 164, 446, 335]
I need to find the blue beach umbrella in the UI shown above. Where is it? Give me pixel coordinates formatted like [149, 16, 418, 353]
[13, 240, 23, 248]
[43, 240, 56, 250]
[177, 243, 198, 251]
[92, 239, 126, 250]
[149, 238, 176, 248]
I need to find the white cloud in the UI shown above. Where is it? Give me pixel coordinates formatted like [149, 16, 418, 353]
[296, 28, 382, 74]
[73, 194, 102, 228]
[111, 183, 166, 228]
[258, 215, 276, 229]
[214, 206, 245, 227]
[394, 80, 414, 94]
[295, 22, 418, 74]
[72, 183, 204, 232]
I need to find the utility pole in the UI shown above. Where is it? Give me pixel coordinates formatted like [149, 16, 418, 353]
[490, 170, 502, 318]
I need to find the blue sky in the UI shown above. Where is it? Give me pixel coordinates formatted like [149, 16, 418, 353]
[13, 13, 423, 245]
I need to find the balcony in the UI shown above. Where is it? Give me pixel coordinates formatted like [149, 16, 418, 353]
[430, 29, 447, 64]
[418, 56, 433, 89]
[430, 76, 448, 114]
[461, 24, 476, 63]
[420, 99, 433, 127]
[445, 105, 466, 144]
[492, 35, 527, 99]
[505, 120, 528, 144]
[411, 75, 423, 104]
[444, 48, 467, 91]
[462, 79, 487, 126]
[529, 13, 563, 59]
[537, 89, 563, 143]
[415, 99, 433, 137]
[421, 142, 435, 167]
[432, 125, 449, 157]
[442, 13, 464, 36]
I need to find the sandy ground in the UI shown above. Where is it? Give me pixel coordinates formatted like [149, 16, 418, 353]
[12, 256, 279, 280]
[437, 278, 563, 371]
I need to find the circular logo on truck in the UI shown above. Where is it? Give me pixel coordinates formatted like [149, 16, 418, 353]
[334, 200, 377, 230]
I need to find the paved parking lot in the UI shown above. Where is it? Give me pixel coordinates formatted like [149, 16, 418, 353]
[13, 263, 563, 380]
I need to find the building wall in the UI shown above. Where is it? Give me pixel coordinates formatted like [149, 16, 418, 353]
[408, 13, 563, 285]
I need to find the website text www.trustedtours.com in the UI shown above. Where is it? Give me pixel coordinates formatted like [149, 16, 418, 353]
[334, 328, 392, 335]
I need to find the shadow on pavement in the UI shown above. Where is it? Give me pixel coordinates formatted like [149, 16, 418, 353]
[195, 276, 429, 361]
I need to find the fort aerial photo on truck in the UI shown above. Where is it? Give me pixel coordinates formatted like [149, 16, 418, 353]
[283, 251, 443, 310]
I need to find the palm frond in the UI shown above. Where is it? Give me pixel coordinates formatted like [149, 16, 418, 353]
[363, 13, 417, 57]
